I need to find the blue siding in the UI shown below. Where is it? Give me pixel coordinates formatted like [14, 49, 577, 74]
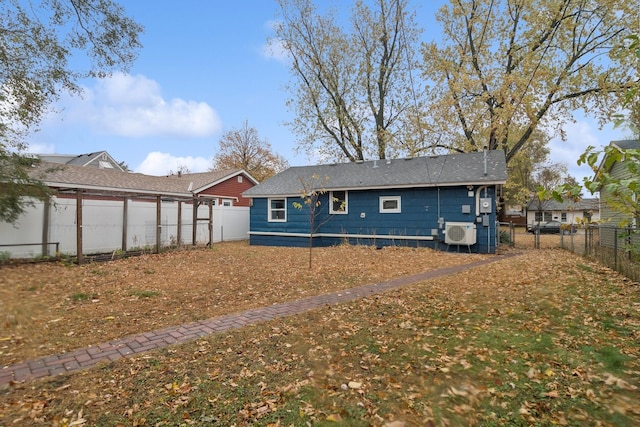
[249, 186, 499, 253]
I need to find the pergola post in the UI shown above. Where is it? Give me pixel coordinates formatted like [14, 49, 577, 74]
[122, 196, 128, 251]
[156, 195, 161, 253]
[76, 190, 84, 264]
[177, 200, 182, 247]
[42, 197, 50, 257]
[192, 197, 198, 246]
[208, 199, 213, 246]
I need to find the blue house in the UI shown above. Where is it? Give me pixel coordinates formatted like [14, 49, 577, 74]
[243, 150, 507, 253]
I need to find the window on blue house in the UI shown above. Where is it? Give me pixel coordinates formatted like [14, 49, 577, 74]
[269, 198, 286, 222]
[330, 191, 348, 214]
[379, 196, 401, 213]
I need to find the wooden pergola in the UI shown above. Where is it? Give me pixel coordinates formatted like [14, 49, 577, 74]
[49, 187, 218, 264]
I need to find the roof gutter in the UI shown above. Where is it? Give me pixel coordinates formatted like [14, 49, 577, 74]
[244, 180, 507, 198]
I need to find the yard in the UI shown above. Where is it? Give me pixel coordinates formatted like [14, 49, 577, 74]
[1, 240, 639, 426]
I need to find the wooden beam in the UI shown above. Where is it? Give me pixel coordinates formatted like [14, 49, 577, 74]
[42, 197, 50, 257]
[122, 197, 128, 251]
[192, 197, 198, 246]
[208, 199, 213, 246]
[156, 195, 161, 254]
[177, 201, 182, 247]
[76, 190, 84, 264]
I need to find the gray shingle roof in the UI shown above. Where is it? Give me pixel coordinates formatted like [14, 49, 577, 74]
[244, 150, 507, 197]
[611, 139, 640, 150]
[30, 162, 245, 198]
[527, 198, 599, 211]
[36, 150, 125, 171]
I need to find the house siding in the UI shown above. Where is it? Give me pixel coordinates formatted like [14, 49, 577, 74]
[197, 174, 255, 207]
[249, 186, 499, 253]
[600, 161, 634, 226]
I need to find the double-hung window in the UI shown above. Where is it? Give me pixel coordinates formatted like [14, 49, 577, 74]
[269, 198, 286, 222]
[379, 196, 401, 213]
[330, 191, 348, 214]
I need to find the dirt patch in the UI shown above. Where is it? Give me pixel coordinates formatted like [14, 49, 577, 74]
[0, 241, 490, 366]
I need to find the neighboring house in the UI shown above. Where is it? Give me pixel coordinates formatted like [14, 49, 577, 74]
[526, 197, 600, 228]
[175, 170, 257, 207]
[36, 150, 126, 171]
[32, 158, 258, 207]
[243, 151, 507, 254]
[596, 139, 640, 227]
[504, 205, 527, 227]
[1, 162, 258, 259]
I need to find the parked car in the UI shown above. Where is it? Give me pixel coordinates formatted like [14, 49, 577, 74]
[528, 220, 577, 234]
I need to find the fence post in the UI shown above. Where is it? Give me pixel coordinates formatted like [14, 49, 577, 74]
[76, 190, 84, 265]
[42, 198, 50, 257]
[156, 195, 162, 254]
[614, 227, 618, 271]
[122, 197, 128, 252]
[177, 201, 182, 247]
[584, 226, 588, 256]
[510, 222, 515, 247]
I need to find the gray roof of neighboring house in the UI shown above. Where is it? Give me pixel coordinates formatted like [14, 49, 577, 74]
[527, 198, 600, 211]
[594, 139, 640, 178]
[30, 162, 249, 198]
[611, 139, 640, 150]
[36, 150, 125, 171]
[37, 154, 77, 164]
[244, 150, 507, 197]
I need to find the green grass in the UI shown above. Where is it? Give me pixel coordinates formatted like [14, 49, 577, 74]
[70, 292, 99, 302]
[128, 289, 159, 298]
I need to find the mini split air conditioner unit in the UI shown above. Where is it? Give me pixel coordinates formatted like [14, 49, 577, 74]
[444, 222, 477, 245]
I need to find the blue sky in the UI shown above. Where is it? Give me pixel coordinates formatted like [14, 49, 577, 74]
[27, 0, 629, 183]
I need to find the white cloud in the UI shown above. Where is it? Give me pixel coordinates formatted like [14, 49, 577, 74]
[25, 142, 55, 154]
[262, 38, 290, 63]
[261, 20, 290, 63]
[135, 151, 212, 176]
[76, 73, 222, 138]
[549, 119, 623, 185]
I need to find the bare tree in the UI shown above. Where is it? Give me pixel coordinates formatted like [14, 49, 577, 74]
[211, 120, 289, 182]
[274, 0, 424, 162]
[292, 174, 344, 268]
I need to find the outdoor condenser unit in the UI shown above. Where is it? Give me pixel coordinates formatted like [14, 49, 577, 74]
[444, 222, 477, 245]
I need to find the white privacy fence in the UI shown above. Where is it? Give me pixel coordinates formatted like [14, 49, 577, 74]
[0, 197, 249, 259]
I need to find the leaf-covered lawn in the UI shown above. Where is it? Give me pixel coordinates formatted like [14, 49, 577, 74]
[1, 242, 639, 426]
[0, 241, 489, 367]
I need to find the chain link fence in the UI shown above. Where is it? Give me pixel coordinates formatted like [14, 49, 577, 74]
[498, 223, 640, 282]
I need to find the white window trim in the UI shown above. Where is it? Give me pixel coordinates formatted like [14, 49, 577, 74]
[329, 190, 348, 214]
[268, 198, 287, 222]
[222, 199, 233, 207]
[379, 196, 401, 213]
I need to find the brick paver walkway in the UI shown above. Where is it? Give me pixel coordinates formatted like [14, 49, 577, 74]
[0, 254, 515, 387]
